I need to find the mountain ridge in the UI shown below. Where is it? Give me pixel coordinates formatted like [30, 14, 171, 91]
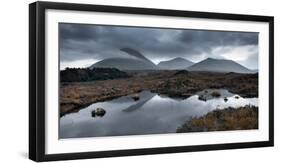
[158, 57, 194, 70]
[187, 58, 253, 73]
[90, 48, 158, 70]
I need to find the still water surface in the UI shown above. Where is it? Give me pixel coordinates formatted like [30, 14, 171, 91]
[60, 89, 258, 138]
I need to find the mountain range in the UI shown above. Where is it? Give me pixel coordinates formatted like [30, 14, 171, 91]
[89, 48, 256, 73]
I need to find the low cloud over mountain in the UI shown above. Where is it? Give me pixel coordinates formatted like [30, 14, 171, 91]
[90, 48, 158, 70]
[60, 23, 258, 70]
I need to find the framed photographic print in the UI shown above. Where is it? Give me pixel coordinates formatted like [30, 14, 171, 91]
[29, 1, 274, 162]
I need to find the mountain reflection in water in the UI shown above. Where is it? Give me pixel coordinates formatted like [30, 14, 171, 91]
[60, 90, 258, 139]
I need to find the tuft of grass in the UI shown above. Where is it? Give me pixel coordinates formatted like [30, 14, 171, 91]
[177, 105, 258, 133]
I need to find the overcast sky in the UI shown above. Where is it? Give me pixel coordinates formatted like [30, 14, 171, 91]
[59, 23, 258, 70]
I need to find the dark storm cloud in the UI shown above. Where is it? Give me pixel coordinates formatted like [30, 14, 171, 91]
[59, 23, 258, 66]
[60, 23, 101, 41]
[179, 30, 258, 46]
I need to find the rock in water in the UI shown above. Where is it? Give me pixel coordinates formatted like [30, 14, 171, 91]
[132, 94, 140, 101]
[91, 110, 97, 117]
[91, 108, 106, 117]
[198, 95, 207, 101]
[211, 91, 221, 97]
[224, 97, 228, 102]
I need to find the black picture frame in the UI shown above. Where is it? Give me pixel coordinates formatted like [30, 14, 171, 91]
[29, 1, 274, 162]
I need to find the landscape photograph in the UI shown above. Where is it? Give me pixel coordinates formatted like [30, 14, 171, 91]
[59, 23, 259, 139]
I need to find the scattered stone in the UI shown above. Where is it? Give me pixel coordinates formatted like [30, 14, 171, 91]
[132, 94, 140, 101]
[91, 110, 96, 117]
[198, 95, 207, 101]
[211, 91, 221, 97]
[91, 108, 106, 117]
[224, 97, 228, 102]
